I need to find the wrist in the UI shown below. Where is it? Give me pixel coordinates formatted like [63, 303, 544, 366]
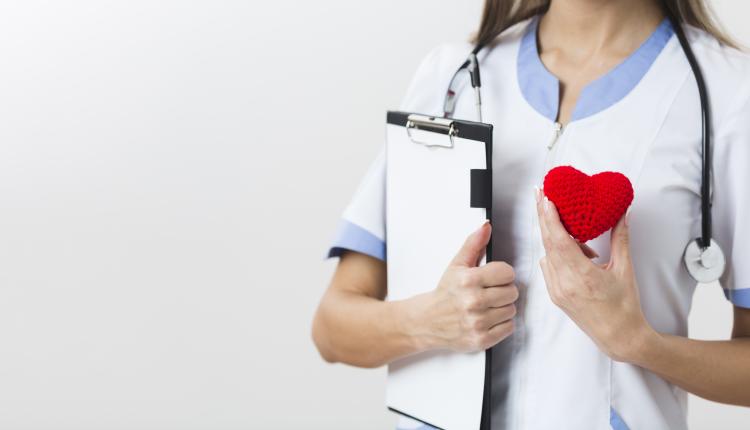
[396, 292, 439, 353]
[614, 322, 662, 365]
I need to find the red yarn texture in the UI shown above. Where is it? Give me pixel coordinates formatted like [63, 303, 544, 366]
[543, 166, 634, 242]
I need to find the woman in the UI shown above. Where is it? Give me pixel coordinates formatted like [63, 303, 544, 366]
[313, 0, 750, 428]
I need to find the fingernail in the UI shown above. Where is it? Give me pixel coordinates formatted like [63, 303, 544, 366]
[625, 208, 631, 227]
[534, 186, 541, 203]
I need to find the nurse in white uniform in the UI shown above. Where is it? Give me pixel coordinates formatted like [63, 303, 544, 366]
[312, 0, 750, 428]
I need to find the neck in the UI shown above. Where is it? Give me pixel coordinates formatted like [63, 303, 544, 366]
[539, 0, 665, 56]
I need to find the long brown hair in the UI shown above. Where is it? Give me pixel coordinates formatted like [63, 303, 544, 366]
[472, 0, 737, 48]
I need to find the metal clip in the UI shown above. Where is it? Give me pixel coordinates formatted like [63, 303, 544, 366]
[405, 114, 457, 148]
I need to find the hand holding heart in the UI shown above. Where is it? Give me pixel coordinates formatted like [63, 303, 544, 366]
[535, 186, 655, 363]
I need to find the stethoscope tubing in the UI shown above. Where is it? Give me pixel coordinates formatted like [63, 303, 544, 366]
[442, 13, 725, 282]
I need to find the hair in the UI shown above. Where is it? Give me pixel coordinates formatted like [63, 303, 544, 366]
[472, 0, 738, 49]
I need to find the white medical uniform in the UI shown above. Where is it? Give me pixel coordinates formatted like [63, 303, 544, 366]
[327, 15, 750, 430]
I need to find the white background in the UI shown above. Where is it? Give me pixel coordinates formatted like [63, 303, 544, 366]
[0, 1, 748, 429]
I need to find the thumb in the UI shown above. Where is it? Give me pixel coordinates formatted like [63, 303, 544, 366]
[610, 212, 632, 272]
[451, 221, 492, 267]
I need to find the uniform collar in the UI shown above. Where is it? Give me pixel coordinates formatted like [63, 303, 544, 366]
[517, 15, 674, 122]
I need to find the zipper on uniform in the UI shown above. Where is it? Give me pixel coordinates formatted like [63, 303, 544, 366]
[516, 120, 566, 430]
[547, 121, 564, 150]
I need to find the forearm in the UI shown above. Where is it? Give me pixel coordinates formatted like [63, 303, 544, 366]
[313, 229, 518, 368]
[312, 290, 430, 368]
[628, 329, 750, 406]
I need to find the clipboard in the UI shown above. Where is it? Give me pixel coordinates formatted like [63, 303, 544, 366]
[385, 111, 493, 430]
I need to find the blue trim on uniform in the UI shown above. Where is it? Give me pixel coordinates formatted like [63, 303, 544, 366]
[517, 16, 674, 122]
[723, 288, 750, 308]
[396, 409, 629, 430]
[610, 407, 631, 430]
[326, 220, 386, 261]
[398, 410, 631, 430]
[518, 20, 559, 121]
[395, 426, 437, 430]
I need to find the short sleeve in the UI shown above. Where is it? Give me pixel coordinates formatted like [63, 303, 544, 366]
[326, 44, 464, 260]
[326, 148, 387, 261]
[713, 85, 750, 308]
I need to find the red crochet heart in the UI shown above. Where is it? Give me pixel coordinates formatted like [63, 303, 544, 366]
[543, 166, 634, 242]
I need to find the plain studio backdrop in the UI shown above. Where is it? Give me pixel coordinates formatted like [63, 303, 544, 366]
[0, 1, 748, 429]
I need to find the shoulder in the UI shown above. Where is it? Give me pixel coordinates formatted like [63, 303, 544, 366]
[397, 41, 473, 114]
[685, 25, 750, 67]
[399, 18, 534, 114]
[684, 26, 750, 122]
[484, 17, 533, 57]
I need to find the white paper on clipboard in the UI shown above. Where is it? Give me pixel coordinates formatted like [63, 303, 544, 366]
[385, 111, 493, 430]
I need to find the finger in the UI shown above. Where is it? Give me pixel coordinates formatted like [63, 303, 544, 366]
[536, 192, 564, 259]
[479, 283, 519, 308]
[451, 221, 492, 268]
[484, 319, 514, 348]
[535, 190, 553, 252]
[536, 191, 592, 284]
[479, 304, 516, 329]
[537, 195, 570, 278]
[537, 198, 588, 288]
[539, 195, 590, 266]
[610, 213, 632, 273]
[475, 261, 515, 286]
[577, 241, 600, 259]
[540, 256, 562, 304]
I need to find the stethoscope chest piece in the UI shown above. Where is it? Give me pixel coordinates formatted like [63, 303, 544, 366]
[683, 239, 726, 283]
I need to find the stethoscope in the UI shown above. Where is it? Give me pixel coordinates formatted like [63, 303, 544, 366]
[443, 14, 726, 284]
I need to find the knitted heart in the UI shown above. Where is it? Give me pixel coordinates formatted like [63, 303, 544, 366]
[543, 166, 634, 242]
